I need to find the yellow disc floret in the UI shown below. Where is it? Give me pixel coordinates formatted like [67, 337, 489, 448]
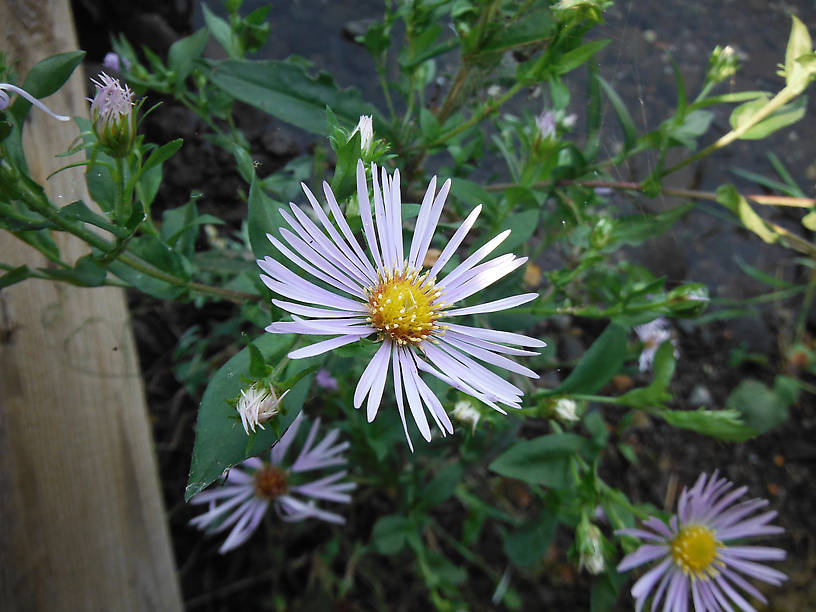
[367, 265, 444, 345]
[671, 525, 722, 579]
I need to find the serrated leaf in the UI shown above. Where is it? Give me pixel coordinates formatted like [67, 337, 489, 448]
[185, 333, 300, 500]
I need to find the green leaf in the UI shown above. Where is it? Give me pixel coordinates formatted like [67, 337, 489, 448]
[371, 514, 413, 555]
[450, 178, 496, 209]
[168, 28, 209, 87]
[494, 209, 539, 256]
[489, 433, 590, 488]
[729, 96, 806, 140]
[142, 139, 183, 175]
[478, 8, 554, 56]
[725, 378, 789, 434]
[58, 200, 127, 238]
[658, 408, 757, 442]
[185, 333, 299, 500]
[544, 323, 628, 396]
[43, 255, 106, 287]
[11, 51, 85, 121]
[555, 40, 610, 75]
[597, 76, 637, 152]
[716, 184, 777, 244]
[248, 174, 282, 259]
[108, 235, 189, 299]
[416, 463, 463, 511]
[503, 513, 557, 568]
[785, 15, 813, 93]
[202, 4, 236, 57]
[605, 203, 693, 249]
[419, 107, 441, 142]
[802, 211, 816, 230]
[615, 341, 675, 408]
[0, 265, 31, 288]
[206, 58, 378, 136]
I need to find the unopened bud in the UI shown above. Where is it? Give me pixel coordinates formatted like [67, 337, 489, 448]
[577, 520, 606, 575]
[706, 45, 739, 84]
[351, 115, 374, 154]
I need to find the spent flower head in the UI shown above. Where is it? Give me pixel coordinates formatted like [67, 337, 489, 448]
[577, 519, 606, 575]
[190, 411, 355, 553]
[235, 382, 289, 435]
[553, 397, 580, 424]
[259, 160, 545, 449]
[451, 399, 481, 433]
[617, 471, 786, 611]
[89, 72, 135, 157]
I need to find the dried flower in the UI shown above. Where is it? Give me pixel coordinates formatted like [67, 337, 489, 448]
[236, 382, 289, 435]
[190, 412, 355, 553]
[259, 160, 545, 449]
[617, 471, 786, 611]
[0, 83, 69, 120]
[89, 72, 135, 157]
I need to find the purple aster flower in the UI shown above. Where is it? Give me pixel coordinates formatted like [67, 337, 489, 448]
[617, 471, 787, 611]
[89, 72, 135, 157]
[0, 83, 69, 120]
[315, 368, 339, 392]
[102, 51, 130, 72]
[259, 160, 545, 449]
[634, 317, 678, 372]
[190, 411, 355, 553]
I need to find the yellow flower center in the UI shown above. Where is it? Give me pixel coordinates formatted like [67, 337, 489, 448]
[254, 465, 289, 499]
[671, 525, 721, 578]
[367, 267, 444, 345]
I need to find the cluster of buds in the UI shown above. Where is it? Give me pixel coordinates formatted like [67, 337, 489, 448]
[706, 45, 739, 84]
[89, 72, 135, 158]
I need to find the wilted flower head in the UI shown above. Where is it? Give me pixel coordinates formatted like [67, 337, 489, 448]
[451, 399, 481, 433]
[352, 114, 374, 154]
[89, 72, 135, 157]
[315, 368, 339, 392]
[190, 412, 355, 553]
[553, 397, 580, 423]
[617, 471, 786, 611]
[634, 317, 677, 372]
[0, 83, 69, 120]
[236, 382, 289, 434]
[259, 160, 545, 449]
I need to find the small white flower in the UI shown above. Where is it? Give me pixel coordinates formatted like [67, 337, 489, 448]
[236, 382, 289, 435]
[634, 317, 677, 372]
[554, 398, 580, 423]
[352, 114, 374, 153]
[451, 400, 481, 432]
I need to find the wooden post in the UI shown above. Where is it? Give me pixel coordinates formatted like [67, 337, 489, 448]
[0, 1, 183, 610]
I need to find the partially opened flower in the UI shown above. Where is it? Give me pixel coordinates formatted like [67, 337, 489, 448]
[89, 72, 135, 157]
[617, 471, 786, 611]
[235, 382, 289, 435]
[190, 412, 355, 553]
[259, 160, 545, 448]
[634, 317, 677, 372]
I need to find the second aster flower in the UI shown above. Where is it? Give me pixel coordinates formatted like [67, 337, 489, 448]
[259, 160, 545, 448]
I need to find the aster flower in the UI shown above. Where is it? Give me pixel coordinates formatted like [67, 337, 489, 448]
[259, 160, 545, 449]
[235, 382, 289, 435]
[315, 368, 339, 392]
[0, 83, 69, 120]
[617, 471, 786, 612]
[89, 72, 135, 157]
[190, 412, 355, 553]
[102, 51, 130, 73]
[634, 317, 678, 372]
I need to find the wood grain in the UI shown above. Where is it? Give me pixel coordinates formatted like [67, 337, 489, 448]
[0, 1, 183, 610]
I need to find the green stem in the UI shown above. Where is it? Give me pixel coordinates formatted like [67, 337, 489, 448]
[662, 86, 799, 177]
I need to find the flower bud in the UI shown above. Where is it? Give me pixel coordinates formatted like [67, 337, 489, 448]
[706, 45, 739, 85]
[667, 283, 710, 317]
[590, 216, 614, 249]
[89, 72, 135, 158]
[351, 114, 374, 155]
[576, 519, 606, 575]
